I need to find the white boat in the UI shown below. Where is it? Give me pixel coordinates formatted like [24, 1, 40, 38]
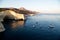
[49, 24, 54, 28]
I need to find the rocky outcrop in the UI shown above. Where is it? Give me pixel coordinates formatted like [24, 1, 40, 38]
[1, 10, 25, 21]
[0, 7, 39, 21]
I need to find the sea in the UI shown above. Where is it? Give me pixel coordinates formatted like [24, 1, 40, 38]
[2, 14, 60, 40]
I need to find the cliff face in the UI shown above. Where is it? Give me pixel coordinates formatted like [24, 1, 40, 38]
[0, 7, 39, 21]
[2, 10, 24, 20]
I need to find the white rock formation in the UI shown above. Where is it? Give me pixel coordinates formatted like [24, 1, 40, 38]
[0, 10, 25, 32]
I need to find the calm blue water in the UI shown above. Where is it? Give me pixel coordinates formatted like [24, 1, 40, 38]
[3, 14, 60, 40]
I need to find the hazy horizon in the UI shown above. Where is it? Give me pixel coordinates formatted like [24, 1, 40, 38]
[0, 0, 60, 13]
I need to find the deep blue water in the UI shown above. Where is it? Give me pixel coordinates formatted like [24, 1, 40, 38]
[2, 14, 60, 40]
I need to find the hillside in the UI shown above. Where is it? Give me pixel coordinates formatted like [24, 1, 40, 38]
[0, 7, 39, 14]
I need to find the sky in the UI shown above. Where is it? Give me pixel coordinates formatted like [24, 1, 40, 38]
[0, 0, 60, 13]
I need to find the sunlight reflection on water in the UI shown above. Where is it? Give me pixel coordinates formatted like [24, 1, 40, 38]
[10, 21, 24, 29]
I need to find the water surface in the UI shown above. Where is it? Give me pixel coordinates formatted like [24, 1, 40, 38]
[3, 14, 60, 40]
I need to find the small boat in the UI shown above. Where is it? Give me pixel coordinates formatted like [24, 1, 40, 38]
[49, 24, 54, 28]
[32, 25, 35, 28]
